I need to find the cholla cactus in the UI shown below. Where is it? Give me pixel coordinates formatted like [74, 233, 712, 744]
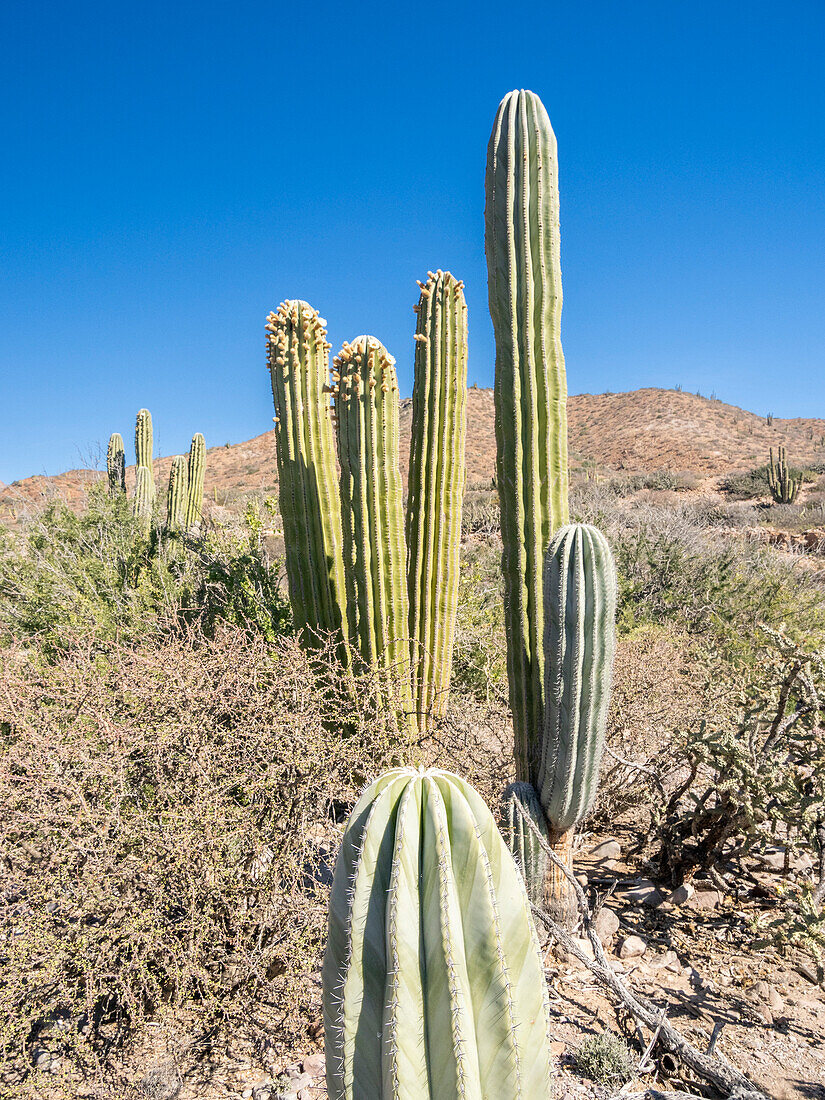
[166, 455, 188, 532]
[107, 433, 126, 495]
[768, 446, 800, 504]
[323, 767, 554, 1099]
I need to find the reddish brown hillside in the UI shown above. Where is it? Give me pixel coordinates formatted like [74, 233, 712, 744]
[2, 388, 823, 518]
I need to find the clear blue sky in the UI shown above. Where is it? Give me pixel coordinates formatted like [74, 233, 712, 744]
[2, 1, 824, 483]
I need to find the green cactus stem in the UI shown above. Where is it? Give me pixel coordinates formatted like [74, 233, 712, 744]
[334, 337, 412, 724]
[323, 767, 554, 1100]
[133, 465, 155, 527]
[135, 409, 154, 487]
[185, 432, 206, 530]
[502, 781, 550, 910]
[166, 455, 188, 532]
[768, 446, 800, 504]
[267, 301, 349, 649]
[106, 433, 126, 495]
[406, 271, 468, 731]
[485, 89, 570, 784]
[539, 523, 617, 924]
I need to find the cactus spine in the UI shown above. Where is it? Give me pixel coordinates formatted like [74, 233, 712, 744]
[107, 433, 126, 495]
[166, 455, 188, 532]
[406, 271, 468, 730]
[323, 767, 554, 1099]
[539, 524, 617, 922]
[485, 89, 569, 783]
[185, 432, 206, 530]
[768, 446, 800, 504]
[266, 302, 349, 647]
[334, 337, 412, 721]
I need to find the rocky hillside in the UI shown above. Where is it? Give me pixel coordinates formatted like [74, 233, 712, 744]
[3, 388, 824, 517]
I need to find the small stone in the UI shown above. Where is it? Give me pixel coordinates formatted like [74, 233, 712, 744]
[592, 907, 620, 946]
[549, 1040, 566, 1057]
[242, 1091, 253, 1099]
[649, 949, 679, 971]
[32, 1049, 51, 1069]
[669, 883, 695, 906]
[624, 879, 663, 907]
[758, 847, 787, 871]
[590, 839, 621, 860]
[301, 1053, 325, 1076]
[619, 934, 647, 959]
[689, 888, 722, 910]
[753, 980, 785, 1013]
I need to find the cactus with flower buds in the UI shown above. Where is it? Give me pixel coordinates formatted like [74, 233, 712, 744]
[322, 767, 554, 1099]
[407, 271, 468, 729]
[107, 433, 126, 495]
[266, 301, 349, 648]
[334, 337, 412, 721]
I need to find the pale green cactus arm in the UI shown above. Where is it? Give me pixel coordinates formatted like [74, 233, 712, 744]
[134, 409, 154, 486]
[322, 768, 554, 1100]
[106, 433, 126, 495]
[502, 780, 550, 910]
[406, 271, 468, 731]
[266, 301, 349, 647]
[334, 336, 411, 720]
[485, 88, 569, 783]
[133, 465, 155, 526]
[166, 455, 188, 532]
[184, 432, 206, 530]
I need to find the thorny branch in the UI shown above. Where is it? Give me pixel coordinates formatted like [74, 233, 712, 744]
[510, 798, 770, 1100]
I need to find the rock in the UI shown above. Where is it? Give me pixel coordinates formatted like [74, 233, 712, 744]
[649, 949, 680, 971]
[757, 847, 787, 871]
[32, 1049, 51, 1070]
[624, 879, 663, 907]
[282, 1073, 312, 1096]
[300, 1053, 325, 1076]
[619, 935, 647, 959]
[752, 980, 785, 1013]
[688, 888, 722, 910]
[593, 907, 620, 946]
[554, 936, 595, 964]
[590, 839, 621, 860]
[669, 883, 695, 905]
[549, 1040, 566, 1057]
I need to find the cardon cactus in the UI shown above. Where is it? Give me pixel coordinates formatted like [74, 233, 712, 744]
[503, 781, 551, 911]
[768, 446, 800, 504]
[107, 433, 126, 495]
[323, 767, 554, 1099]
[266, 301, 349, 649]
[406, 271, 468, 730]
[135, 409, 154, 484]
[538, 524, 617, 922]
[334, 337, 412, 723]
[166, 455, 188, 532]
[133, 465, 155, 526]
[485, 89, 569, 782]
[185, 432, 206, 530]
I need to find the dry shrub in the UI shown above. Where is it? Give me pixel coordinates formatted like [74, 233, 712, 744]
[0, 627, 406, 1091]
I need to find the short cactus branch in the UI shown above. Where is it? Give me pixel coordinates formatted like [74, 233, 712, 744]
[166, 455, 188, 532]
[106, 433, 126, 495]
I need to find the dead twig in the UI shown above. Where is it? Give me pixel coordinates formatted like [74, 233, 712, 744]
[511, 798, 770, 1100]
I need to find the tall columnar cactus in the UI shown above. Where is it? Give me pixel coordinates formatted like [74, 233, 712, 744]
[133, 466, 155, 526]
[768, 446, 800, 504]
[106, 433, 126, 495]
[266, 301, 349, 648]
[485, 89, 569, 782]
[406, 271, 468, 730]
[135, 409, 154, 484]
[166, 455, 188, 532]
[185, 432, 206, 530]
[323, 767, 554, 1099]
[538, 524, 617, 922]
[334, 337, 411, 719]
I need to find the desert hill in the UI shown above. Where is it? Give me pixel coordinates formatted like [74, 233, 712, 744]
[2, 387, 824, 516]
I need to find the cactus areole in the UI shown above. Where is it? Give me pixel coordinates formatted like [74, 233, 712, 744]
[322, 767, 554, 1100]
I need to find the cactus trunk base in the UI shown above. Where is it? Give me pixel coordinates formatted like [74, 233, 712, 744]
[544, 827, 578, 928]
